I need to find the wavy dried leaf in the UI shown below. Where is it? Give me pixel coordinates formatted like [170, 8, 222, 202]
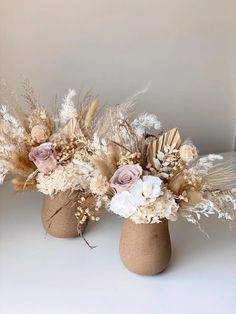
[62, 117, 82, 138]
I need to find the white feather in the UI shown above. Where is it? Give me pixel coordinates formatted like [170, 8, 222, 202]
[59, 89, 77, 126]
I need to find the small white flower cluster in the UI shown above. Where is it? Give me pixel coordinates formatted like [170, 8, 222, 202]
[131, 189, 179, 224]
[110, 176, 178, 223]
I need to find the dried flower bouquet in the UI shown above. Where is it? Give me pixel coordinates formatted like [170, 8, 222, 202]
[89, 94, 236, 274]
[0, 80, 103, 238]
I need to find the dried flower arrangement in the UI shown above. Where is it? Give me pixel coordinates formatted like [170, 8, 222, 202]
[87, 91, 236, 274]
[89, 100, 236, 233]
[0, 80, 103, 238]
[1, 80, 235, 262]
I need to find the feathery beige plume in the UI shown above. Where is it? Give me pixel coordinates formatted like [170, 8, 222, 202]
[107, 143, 120, 172]
[93, 156, 114, 180]
[22, 78, 39, 110]
[205, 158, 236, 189]
[84, 98, 99, 128]
[12, 176, 36, 192]
[9, 153, 36, 177]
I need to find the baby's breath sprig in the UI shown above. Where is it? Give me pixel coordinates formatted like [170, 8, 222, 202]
[117, 152, 142, 166]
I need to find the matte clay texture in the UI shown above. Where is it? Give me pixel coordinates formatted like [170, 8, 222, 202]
[119, 218, 171, 275]
[42, 191, 87, 238]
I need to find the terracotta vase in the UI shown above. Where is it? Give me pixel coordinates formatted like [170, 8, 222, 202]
[119, 218, 171, 275]
[42, 191, 88, 238]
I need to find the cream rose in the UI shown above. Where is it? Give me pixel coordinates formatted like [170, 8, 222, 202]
[179, 144, 198, 163]
[29, 142, 57, 174]
[110, 164, 143, 193]
[31, 125, 50, 144]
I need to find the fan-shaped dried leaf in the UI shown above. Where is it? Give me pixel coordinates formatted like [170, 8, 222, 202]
[147, 128, 181, 161]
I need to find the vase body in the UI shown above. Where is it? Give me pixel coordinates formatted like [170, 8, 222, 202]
[119, 218, 171, 275]
[42, 191, 87, 238]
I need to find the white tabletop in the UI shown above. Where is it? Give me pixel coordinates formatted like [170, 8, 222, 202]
[0, 152, 236, 314]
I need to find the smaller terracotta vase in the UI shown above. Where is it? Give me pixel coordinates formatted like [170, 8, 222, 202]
[119, 218, 171, 275]
[42, 191, 88, 238]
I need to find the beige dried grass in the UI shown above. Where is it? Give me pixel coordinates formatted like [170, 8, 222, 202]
[93, 156, 114, 180]
[84, 98, 100, 128]
[12, 176, 36, 192]
[8, 152, 36, 177]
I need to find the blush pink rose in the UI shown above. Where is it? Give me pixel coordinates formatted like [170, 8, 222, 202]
[29, 143, 57, 174]
[110, 164, 143, 193]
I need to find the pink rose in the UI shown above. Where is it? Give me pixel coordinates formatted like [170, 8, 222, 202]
[29, 143, 57, 174]
[110, 164, 143, 193]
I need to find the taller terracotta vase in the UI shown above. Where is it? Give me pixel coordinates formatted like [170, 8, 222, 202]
[42, 191, 87, 238]
[119, 218, 171, 275]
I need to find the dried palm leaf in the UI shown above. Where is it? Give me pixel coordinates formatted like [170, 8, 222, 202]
[147, 128, 181, 161]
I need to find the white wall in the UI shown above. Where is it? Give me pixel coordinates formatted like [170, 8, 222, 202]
[0, 0, 235, 153]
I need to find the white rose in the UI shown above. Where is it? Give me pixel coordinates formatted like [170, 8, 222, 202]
[179, 144, 198, 163]
[110, 191, 138, 218]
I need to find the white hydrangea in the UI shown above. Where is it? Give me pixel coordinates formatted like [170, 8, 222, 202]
[131, 189, 179, 224]
[36, 163, 90, 196]
[109, 175, 163, 219]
